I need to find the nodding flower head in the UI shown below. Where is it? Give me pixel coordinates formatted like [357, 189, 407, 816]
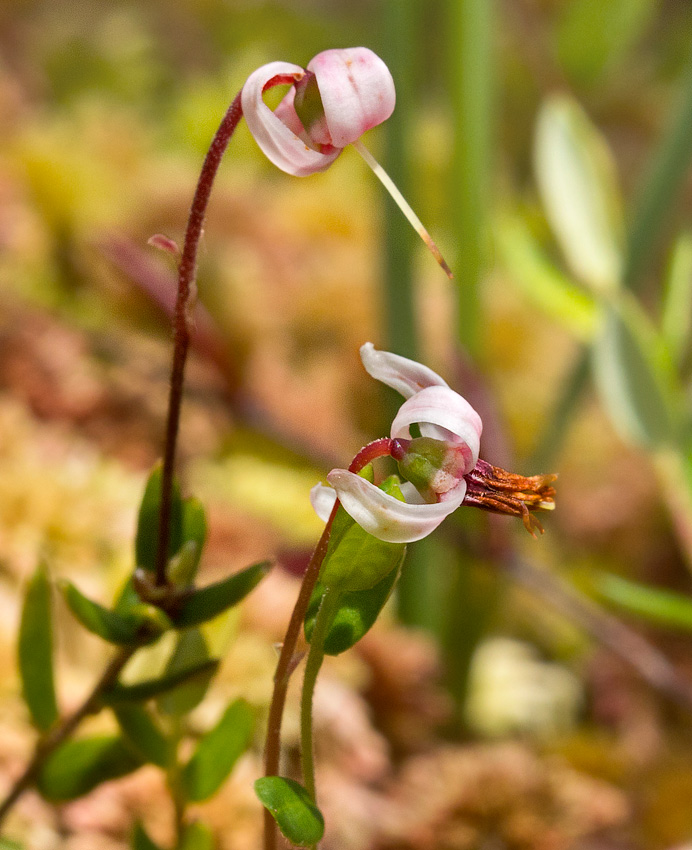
[311, 344, 556, 543]
[241, 47, 395, 177]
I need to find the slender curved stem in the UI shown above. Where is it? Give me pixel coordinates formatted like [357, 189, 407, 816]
[300, 587, 340, 802]
[154, 92, 244, 587]
[0, 646, 136, 825]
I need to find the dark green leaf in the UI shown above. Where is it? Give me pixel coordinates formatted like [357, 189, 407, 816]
[177, 821, 214, 850]
[61, 580, 171, 645]
[181, 699, 253, 802]
[103, 658, 219, 704]
[174, 562, 271, 628]
[136, 461, 183, 573]
[19, 564, 58, 731]
[305, 555, 403, 655]
[592, 571, 692, 631]
[254, 777, 324, 847]
[37, 735, 142, 802]
[114, 704, 171, 767]
[132, 823, 164, 850]
[158, 630, 212, 716]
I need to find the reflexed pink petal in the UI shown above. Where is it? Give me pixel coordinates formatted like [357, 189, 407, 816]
[360, 342, 449, 398]
[327, 469, 465, 543]
[391, 386, 482, 471]
[308, 48, 395, 148]
[310, 482, 337, 522]
[241, 61, 341, 177]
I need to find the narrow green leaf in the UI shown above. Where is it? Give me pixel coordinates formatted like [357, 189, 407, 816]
[37, 736, 142, 802]
[61, 580, 171, 645]
[132, 822, 164, 850]
[158, 630, 212, 716]
[174, 561, 271, 628]
[136, 461, 183, 573]
[19, 564, 58, 731]
[661, 231, 692, 365]
[592, 571, 692, 632]
[114, 704, 171, 767]
[177, 821, 214, 850]
[181, 699, 253, 802]
[535, 95, 623, 293]
[305, 555, 403, 655]
[497, 213, 597, 339]
[592, 299, 681, 447]
[103, 659, 218, 704]
[254, 777, 324, 847]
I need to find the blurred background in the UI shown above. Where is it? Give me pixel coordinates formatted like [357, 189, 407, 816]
[1, 0, 692, 847]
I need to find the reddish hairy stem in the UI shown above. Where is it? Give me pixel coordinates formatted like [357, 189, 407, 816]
[154, 92, 243, 587]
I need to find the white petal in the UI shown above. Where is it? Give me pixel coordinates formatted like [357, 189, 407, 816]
[327, 469, 465, 543]
[241, 61, 341, 177]
[390, 385, 482, 471]
[359, 342, 449, 398]
[310, 482, 337, 522]
[308, 48, 396, 148]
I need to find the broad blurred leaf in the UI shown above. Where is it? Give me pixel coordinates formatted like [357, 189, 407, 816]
[37, 736, 142, 802]
[535, 95, 623, 293]
[136, 461, 183, 573]
[556, 0, 654, 86]
[132, 823, 164, 850]
[114, 704, 171, 767]
[174, 561, 271, 628]
[61, 580, 171, 645]
[158, 630, 212, 716]
[181, 699, 253, 802]
[254, 777, 324, 847]
[177, 821, 214, 850]
[497, 213, 597, 339]
[19, 564, 58, 732]
[169, 498, 208, 586]
[592, 571, 692, 631]
[661, 231, 692, 365]
[103, 659, 218, 704]
[592, 298, 681, 447]
[320, 477, 406, 592]
[305, 556, 403, 655]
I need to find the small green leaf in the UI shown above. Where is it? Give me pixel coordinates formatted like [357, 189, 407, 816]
[305, 554, 403, 655]
[132, 822, 164, 850]
[103, 659, 219, 704]
[174, 561, 271, 628]
[661, 231, 692, 366]
[37, 736, 142, 802]
[181, 699, 253, 802]
[592, 299, 681, 447]
[535, 95, 623, 293]
[136, 461, 183, 573]
[254, 777, 324, 847]
[592, 571, 692, 632]
[114, 704, 171, 767]
[158, 630, 212, 716]
[177, 821, 214, 850]
[61, 580, 171, 645]
[19, 564, 58, 732]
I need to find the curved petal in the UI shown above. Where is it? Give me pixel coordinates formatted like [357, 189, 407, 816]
[241, 61, 341, 177]
[327, 469, 466, 543]
[390, 386, 482, 471]
[308, 48, 395, 148]
[360, 342, 449, 398]
[310, 482, 337, 522]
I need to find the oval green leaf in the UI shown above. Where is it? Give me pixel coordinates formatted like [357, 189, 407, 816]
[103, 659, 218, 705]
[181, 699, 253, 802]
[114, 704, 171, 767]
[174, 561, 271, 628]
[19, 564, 58, 732]
[254, 777, 324, 847]
[158, 630, 212, 716]
[37, 735, 142, 802]
[132, 823, 164, 850]
[136, 461, 183, 573]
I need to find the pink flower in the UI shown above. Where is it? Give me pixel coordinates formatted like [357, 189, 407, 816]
[241, 48, 395, 177]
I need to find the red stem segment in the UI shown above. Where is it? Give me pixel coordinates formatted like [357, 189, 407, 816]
[154, 92, 243, 587]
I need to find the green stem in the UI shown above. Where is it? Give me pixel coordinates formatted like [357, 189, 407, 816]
[300, 587, 340, 802]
